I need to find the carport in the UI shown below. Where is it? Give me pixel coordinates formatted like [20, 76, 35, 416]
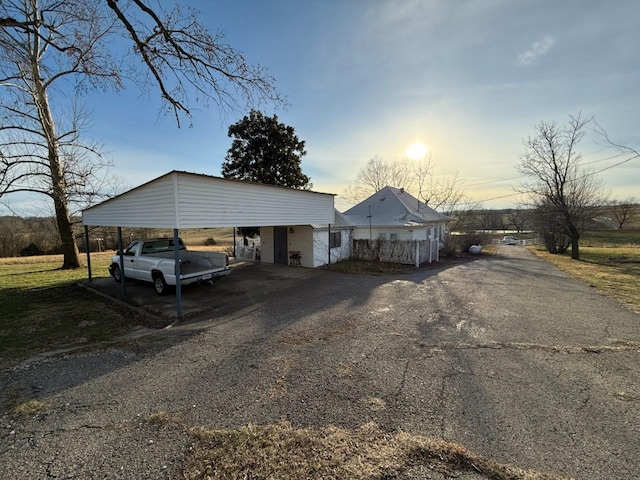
[81, 170, 335, 318]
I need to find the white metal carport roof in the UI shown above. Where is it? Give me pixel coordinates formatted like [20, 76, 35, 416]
[82, 170, 335, 228]
[81, 171, 336, 319]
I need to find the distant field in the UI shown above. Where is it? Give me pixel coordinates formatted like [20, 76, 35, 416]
[141, 227, 235, 246]
[580, 229, 640, 247]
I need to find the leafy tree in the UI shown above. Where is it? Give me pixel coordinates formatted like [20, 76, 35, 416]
[0, 1, 283, 268]
[221, 110, 311, 189]
[517, 114, 606, 259]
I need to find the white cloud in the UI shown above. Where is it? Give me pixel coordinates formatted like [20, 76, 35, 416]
[517, 36, 556, 66]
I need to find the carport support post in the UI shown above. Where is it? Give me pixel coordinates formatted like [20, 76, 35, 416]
[233, 227, 236, 258]
[117, 227, 126, 298]
[84, 225, 92, 281]
[328, 224, 331, 267]
[173, 229, 183, 320]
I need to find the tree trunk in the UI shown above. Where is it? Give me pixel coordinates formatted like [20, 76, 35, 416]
[53, 189, 81, 269]
[570, 233, 580, 260]
[32, 54, 81, 269]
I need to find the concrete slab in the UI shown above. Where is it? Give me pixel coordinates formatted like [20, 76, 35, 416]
[83, 260, 323, 322]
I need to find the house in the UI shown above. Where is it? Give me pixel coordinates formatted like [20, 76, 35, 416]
[342, 186, 450, 264]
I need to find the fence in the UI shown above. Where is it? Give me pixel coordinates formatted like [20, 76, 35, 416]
[351, 238, 439, 266]
[492, 238, 541, 246]
[235, 240, 260, 261]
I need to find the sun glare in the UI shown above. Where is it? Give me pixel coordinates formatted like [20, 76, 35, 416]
[406, 142, 427, 160]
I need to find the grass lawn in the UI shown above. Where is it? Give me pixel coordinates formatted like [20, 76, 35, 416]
[0, 253, 142, 368]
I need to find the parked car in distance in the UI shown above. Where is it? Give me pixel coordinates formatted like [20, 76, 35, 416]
[501, 236, 518, 245]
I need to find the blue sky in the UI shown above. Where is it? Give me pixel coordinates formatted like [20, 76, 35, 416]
[33, 0, 640, 212]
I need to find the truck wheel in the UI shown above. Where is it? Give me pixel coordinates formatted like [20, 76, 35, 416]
[112, 264, 122, 283]
[153, 272, 169, 296]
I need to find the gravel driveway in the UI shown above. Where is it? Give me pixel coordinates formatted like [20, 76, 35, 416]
[1, 246, 639, 479]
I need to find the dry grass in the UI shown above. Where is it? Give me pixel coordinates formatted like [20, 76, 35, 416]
[0, 251, 114, 266]
[12, 399, 48, 418]
[529, 246, 640, 313]
[171, 421, 570, 480]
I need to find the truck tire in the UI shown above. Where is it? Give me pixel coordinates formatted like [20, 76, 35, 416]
[153, 272, 169, 296]
[111, 264, 122, 283]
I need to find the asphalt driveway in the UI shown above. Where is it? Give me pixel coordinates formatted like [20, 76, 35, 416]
[1, 247, 639, 479]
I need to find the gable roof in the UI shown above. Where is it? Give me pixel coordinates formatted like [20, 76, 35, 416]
[343, 186, 450, 228]
[311, 209, 353, 229]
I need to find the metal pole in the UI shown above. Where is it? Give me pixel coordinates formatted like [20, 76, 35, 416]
[84, 225, 92, 282]
[117, 227, 126, 298]
[328, 224, 331, 267]
[233, 227, 237, 258]
[173, 229, 183, 319]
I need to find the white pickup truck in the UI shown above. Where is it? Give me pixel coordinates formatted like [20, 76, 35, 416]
[108, 238, 230, 295]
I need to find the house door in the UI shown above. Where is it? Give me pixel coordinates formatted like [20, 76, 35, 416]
[273, 227, 288, 265]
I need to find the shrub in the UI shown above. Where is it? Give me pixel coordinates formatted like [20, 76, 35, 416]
[443, 233, 491, 255]
[204, 237, 217, 246]
[19, 243, 44, 257]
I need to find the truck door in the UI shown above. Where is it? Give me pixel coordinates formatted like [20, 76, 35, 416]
[135, 241, 157, 282]
[122, 241, 141, 279]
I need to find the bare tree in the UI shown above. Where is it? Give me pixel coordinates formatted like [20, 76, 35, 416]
[610, 198, 637, 229]
[517, 114, 606, 259]
[343, 156, 415, 203]
[0, 0, 283, 268]
[507, 210, 527, 233]
[344, 154, 467, 213]
[479, 211, 502, 231]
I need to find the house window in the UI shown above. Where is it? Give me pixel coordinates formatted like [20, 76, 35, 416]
[378, 233, 387, 240]
[390, 233, 398, 241]
[329, 231, 341, 248]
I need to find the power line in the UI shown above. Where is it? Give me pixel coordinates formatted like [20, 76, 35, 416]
[464, 152, 639, 201]
[465, 176, 521, 187]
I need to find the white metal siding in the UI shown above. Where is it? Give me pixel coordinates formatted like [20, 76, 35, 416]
[175, 174, 334, 228]
[83, 171, 335, 228]
[82, 175, 176, 228]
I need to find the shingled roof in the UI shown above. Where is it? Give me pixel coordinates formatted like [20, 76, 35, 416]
[343, 186, 450, 227]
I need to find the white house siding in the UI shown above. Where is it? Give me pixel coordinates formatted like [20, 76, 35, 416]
[313, 228, 351, 267]
[352, 227, 417, 241]
[261, 227, 274, 264]
[286, 225, 314, 268]
[82, 171, 335, 228]
[351, 224, 449, 243]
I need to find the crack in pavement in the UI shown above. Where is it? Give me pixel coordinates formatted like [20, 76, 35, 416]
[415, 340, 640, 354]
